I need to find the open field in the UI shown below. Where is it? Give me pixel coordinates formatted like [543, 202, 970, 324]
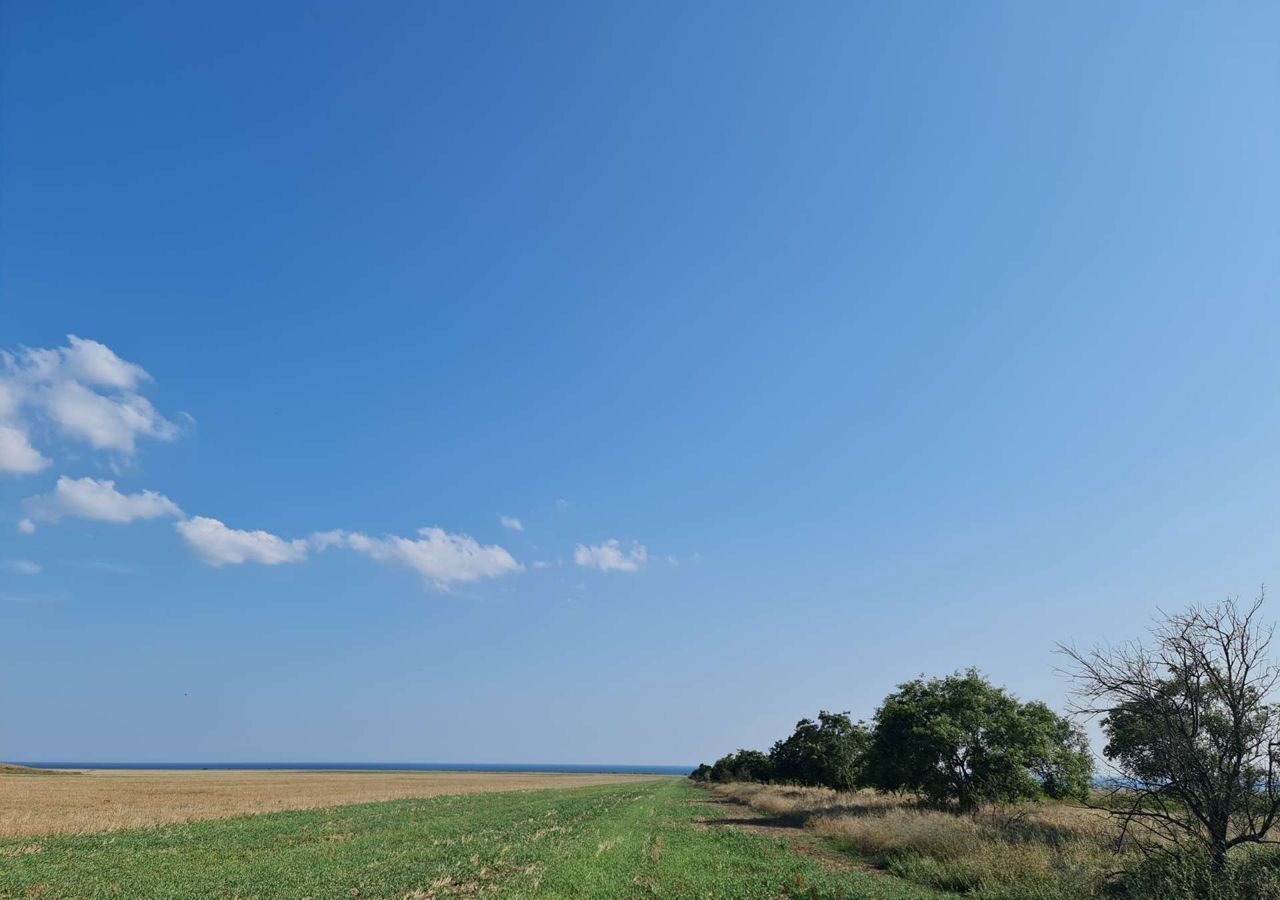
[0, 769, 663, 839]
[0, 779, 944, 899]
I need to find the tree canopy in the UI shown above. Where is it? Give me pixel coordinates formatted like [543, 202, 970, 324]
[862, 669, 1092, 810]
[708, 749, 774, 784]
[769, 710, 867, 791]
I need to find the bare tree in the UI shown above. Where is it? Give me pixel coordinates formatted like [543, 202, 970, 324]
[1060, 593, 1280, 872]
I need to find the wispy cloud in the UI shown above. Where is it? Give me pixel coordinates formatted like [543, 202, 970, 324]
[574, 539, 647, 573]
[320, 527, 522, 590]
[499, 515, 523, 532]
[24, 476, 183, 527]
[2, 559, 41, 575]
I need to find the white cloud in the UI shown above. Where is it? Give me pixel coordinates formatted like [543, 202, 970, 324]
[555, 498, 570, 512]
[0, 424, 50, 474]
[43, 380, 177, 453]
[3, 560, 41, 575]
[176, 516, 309, 566]
[307, 529, 347, 551]
[574, 539, 647, 573]
[326, 527, 522, 590]
[59, 335, 150, 390]
[0, 335, 178, 471]
[499, 515, 523, 532]
[532, 560, 553, 569]
[25, 476, 183, 524]
[16, 518, 35, 535]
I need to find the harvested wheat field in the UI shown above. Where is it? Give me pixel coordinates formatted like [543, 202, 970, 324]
[0, 768, 664, 839]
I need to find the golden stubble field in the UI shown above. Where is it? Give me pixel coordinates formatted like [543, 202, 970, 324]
[0, 769, 665, 839]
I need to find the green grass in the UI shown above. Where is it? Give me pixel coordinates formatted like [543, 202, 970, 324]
[0, 780, 946, 899]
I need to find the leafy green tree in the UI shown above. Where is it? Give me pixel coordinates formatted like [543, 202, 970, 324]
[769, 711, 868, 791]
[863, 669, 1091, 811]
[709, 749, 774, 783]
[688, 763, 712, 782]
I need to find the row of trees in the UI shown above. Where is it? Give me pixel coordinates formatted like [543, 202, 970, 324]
[692, 669, 1094, 811]
[695, 594, 1280, 876]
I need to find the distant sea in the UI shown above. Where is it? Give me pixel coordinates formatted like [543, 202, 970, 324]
[17, 762, 694, 776]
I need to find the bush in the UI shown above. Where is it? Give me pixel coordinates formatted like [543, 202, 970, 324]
[1123, 849, 1280, 900]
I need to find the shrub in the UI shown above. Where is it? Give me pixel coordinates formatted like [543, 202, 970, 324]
[1123, 849, 1280, 900]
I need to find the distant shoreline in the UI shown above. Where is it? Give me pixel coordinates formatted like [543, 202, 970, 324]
[12, 761, 694, 776]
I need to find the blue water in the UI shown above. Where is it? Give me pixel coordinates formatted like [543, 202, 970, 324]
[17, 761, 693, 776]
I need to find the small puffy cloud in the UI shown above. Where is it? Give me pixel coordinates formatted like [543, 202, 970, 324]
[25, 476, 183, 524]
[555, 498, 570, 512]
[0, 335, 178, 470]
[176, 516, 309, 566]
[532, 560, 553, 569]
[3, 560, 41, 575]
[499, 515, 523, 532]
[326, 527, 522, 590]
[574, 539, 647, 573]
[16, 518, 35, 535]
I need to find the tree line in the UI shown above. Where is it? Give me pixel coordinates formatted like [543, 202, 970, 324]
[691, 668, 1093, 811]
[693, 594, 1280, 877]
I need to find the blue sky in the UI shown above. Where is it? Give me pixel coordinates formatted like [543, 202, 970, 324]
[2, 2, 1278, 765]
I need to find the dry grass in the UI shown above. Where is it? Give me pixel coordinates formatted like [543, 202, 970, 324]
[710, 782, 1125, 898]
[0, 769, 664, 839]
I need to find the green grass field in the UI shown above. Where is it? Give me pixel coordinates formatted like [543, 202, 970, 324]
[0, 779, 945, 899]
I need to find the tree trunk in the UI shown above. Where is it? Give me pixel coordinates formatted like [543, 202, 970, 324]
[1209, 826, 1229, 875]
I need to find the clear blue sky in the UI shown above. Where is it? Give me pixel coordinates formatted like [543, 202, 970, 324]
[2, 2, 1278, 765]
